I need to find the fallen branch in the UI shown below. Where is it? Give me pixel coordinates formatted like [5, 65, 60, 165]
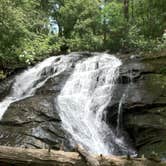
[76, 144, 99, 166]
[0, 146, 84, 166]
[0, 146, 165, 166]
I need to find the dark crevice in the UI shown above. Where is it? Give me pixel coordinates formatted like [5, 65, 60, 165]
[0, 120, 44, 127]
[23, 134, 60, 145]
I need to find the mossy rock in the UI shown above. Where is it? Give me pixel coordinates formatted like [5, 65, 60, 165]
[159, 67, 166, 74]
[0, 71, 6, 80]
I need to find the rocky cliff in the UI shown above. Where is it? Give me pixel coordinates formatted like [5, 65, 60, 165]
[107, 54, 166, 158]
[0, 52, 165, 159]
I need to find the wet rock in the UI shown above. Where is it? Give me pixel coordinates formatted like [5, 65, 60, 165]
[0, 52, 93, 150]
[0, 93, 71, 150]
[0, 76, 15, 101]
[107, 55, 166, 158]
[0, 52, 166, 159]
[0, 52, 96, 151]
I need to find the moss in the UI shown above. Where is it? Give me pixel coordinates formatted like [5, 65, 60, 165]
[142, 57, 166, 74]
[159, 67, 166, 74]
[139, 141, 166, 159]
[142, 74, 166, 103]
[0, 71, 6, 80]
[142, 48, 166, 61]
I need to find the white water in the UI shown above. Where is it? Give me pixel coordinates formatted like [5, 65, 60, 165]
[57, 53, 130, 155]
[117, 69, 134, 135]
[117, 92, 126, 135]
[0, 55, 71, 119]
[0, 53, 135, 155]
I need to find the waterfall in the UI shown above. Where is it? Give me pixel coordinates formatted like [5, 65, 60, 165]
[57, 53, 132, 155]
[0, 52, 135, 155]
[0, 55, 72, 119]
[117, 68, 134, 135]
[117, 92, 126, 135]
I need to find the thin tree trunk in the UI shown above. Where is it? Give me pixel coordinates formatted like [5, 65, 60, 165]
[103, 0, 107, 47]
[124, 0, 129, 21]
[131, 0, 134, 21]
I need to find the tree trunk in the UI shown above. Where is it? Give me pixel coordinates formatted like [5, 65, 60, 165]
[0, 146, 165, 166]
[102, 0, 107, 47]
[124, 0, 129, 21]
[131, 0, 134, 21]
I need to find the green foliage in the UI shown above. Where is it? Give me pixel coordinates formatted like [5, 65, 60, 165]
[0, 0, 26, 65]
[101, 1, 124, 29]
[19, 35, 62, 64]
[160, 67, 166, 75]
[0, 0, 166, 74]
[0, 70, 6, 79]
[68, 32, 103, 51]
[99, 0, 126, 51]
[124, 0, 166, 52]
[0, 0, 53, 69]
[122, 26, 157, 52]
[54, 0, 100, 38]
[133, 0, 166, 39]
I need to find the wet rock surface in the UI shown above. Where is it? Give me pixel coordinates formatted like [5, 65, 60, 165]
[0, 75, 15, 102]
[0, 52, 166, 158]
[107, 55, 166, 158]
[0, 77, 71, 150]
[0, 52, 89, 151]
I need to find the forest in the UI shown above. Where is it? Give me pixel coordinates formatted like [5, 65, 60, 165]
[0, 0, 166, 78]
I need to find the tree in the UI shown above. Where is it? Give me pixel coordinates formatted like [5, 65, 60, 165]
[123, 0, 129, 21]
[132, 0, 166, 38]
[52, 0, 100, 38]
[99, 0, 126, 50]
[0, 0, 26, 69]
[0, 0, 52, 69]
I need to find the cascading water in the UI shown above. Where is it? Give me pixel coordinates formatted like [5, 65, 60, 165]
[0, 52, 135, 155]
[117, 91, 127, 136]
[56, 53, 134, 155]
[0, 55, 72, 119]
[117, 68, 134, 135]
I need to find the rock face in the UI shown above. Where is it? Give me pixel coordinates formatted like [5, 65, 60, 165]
[0, 52, 90, 150]
[0, 75, 14, 101]
[0, 71, 70, 150]
[0, 52, 165, 159]
[106, 55, 166, 158]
